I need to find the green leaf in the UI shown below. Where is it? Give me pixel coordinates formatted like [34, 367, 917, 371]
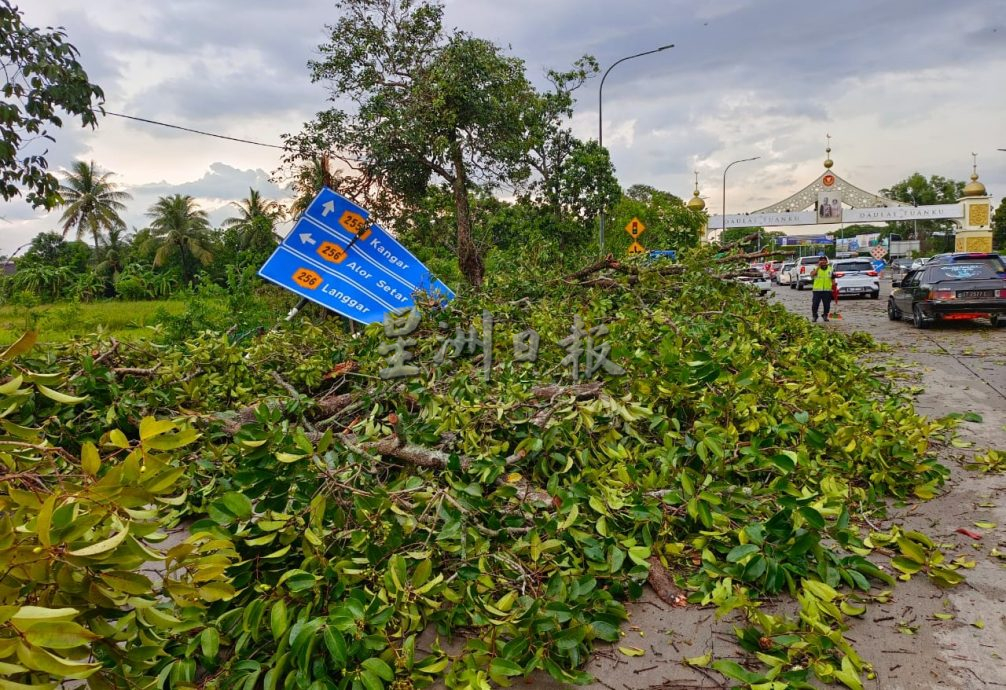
[618, 646, 645, 657]
[35, 494, 57, 549]
[10, 608, 79, 629]
[80, 442, 100, 476]
[834, 655, 864, 690]
[803, 579, 838, 602]
[200, 627, 220, 659]
[0, 679, 57, 690]
[22, 621, 100, 650]
[323, 628, 348, 668]
[361, 658, 394, 681]
[139, 417, 176, 440]
[359, 669, 384, 690]
[711, 659, 760, 684]
[67, 522, 128, 557]
[896, 537, 927, 564]
[270, 600, 287, 641]
[0, 331, 37, 362]
[15, 642, 100, 680]
[685, 652, 712, 667]
[726, 544, 759, 562]
[36, 384, 87, 405]
[962, 412, 983, 423]
[489, 658, 524, 678]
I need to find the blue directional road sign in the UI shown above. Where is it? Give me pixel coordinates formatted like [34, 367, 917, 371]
[871, 258, 887, 273]
[258, 188, 454, 324]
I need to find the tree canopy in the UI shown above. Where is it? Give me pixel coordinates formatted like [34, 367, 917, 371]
[0, 1, 104, 208]
[286, 0, 608, 287]
[880, 172, 965, 251]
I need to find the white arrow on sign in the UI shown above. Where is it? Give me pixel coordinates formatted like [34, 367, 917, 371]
[322, 200, 335, 216]
[299, 233, 316, 245]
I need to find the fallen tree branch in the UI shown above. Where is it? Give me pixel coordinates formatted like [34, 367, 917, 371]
[531, 382, 604, 400]
[341, 433, 552, 504]
[70, 339, 120, 380]
[560, 255, 621, 282]
[647, 557, 688, 607]
[112, 366, 160, 377]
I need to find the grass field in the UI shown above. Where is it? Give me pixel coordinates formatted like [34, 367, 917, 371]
[0, 300, 191, 345]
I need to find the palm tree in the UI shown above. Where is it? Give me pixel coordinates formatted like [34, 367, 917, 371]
[289, 154, 335, 218]
[146, 195, 214, 285]
[223, 188, 282, 250]
[58, 161, 132, 246]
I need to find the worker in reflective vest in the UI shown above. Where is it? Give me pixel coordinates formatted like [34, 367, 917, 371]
[809, 255, 834, 322]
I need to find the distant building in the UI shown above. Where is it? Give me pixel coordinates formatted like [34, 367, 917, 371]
[1, 260, 16, 276]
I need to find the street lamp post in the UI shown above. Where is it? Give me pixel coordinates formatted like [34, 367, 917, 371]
[721, 156, 760, 242]
[597, 43, 673, 255]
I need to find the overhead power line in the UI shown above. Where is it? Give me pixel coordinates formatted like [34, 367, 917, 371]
[104, 111, 287, 150]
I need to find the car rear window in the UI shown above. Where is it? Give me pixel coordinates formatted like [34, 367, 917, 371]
[799, 257, 819, 265]
[929, 262, 1003, 281]
[835, 261, 873, 273]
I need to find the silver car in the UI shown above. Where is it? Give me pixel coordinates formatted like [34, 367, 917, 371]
[777, 261, 795, 285]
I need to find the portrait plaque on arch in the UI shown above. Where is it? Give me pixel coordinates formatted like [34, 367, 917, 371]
[817, 192, 842, 222]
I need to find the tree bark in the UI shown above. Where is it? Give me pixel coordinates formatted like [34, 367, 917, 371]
[449, 139, 484, 287]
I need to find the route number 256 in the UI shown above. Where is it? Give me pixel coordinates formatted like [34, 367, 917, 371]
[292, 268, 322, 289]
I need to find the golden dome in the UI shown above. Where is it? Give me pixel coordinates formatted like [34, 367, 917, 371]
[687, 171, 706, 210]
[823, 158, 833, 169]
[963, 153, 987, 197]
[962, 172, 986, 197]
[824, 144, 833, 169]
[687, 189, 706, 210]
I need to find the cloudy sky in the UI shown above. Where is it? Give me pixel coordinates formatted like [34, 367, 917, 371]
[3, 0, 1004, 255]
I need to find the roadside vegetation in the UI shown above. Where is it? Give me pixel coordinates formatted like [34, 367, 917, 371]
[0, 247, 967, 690]
[0, 1, 999, 689]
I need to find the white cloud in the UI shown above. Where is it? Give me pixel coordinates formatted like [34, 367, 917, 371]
[3, 0, 1004, 254]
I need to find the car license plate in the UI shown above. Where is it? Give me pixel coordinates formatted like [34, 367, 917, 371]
[956, 290, 993, 299]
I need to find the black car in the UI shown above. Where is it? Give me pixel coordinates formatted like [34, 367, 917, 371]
[925, 252, 1006, 269]
[887, 255, 1006, 328]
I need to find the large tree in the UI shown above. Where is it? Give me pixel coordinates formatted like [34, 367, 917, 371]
[287, 0, 539, 287]
[521, 57, 620, 241]
[0, 1, 104, 208]
[57, 160, 131, 246]
[993, 198, 1006, 251]
[145, 194, 214, 285]
[880, 173, 965, 252]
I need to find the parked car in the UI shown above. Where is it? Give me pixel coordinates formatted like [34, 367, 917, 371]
[735, 274, 772, 295]
[777, 261, 795, 285]
[925, 252, 1006, 270]
[831, 258, 880, 299]
[789, 256, 823, 290]
[887, 258, 1006, 328]
[889, 258, 913, 286]
[910, 256, 931, 270]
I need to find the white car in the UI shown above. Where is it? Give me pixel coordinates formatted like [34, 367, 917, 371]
[832, 258, 880, 299]
[777, 262, 795, 285]
[789, 256, 823, 290]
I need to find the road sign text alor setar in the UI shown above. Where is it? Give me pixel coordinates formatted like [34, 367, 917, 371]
[625, 217, 646, 254]
[258, 188, 454, 324]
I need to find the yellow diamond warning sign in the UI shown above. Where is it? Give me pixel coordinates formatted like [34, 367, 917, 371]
[625, 217, 646, 238]
[627, 241, 646, 255]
